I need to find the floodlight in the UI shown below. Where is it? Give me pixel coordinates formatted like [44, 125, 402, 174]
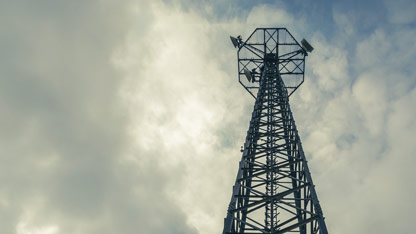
[243, 68, 252, 82]
[301, 39, 314, 53]
[230, 36, 239, 48]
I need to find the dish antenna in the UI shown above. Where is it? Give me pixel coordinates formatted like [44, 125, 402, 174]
[301, 38, 314, 53]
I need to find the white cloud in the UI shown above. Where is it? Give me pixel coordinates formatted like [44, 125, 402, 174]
[1, 1, 415, 234]
[352, 71, 388, 136]
[293, 14, 416, 234]
[246, 4, 295, 26]
[115, 3, 249, 233]
[0, 1, 196, 234]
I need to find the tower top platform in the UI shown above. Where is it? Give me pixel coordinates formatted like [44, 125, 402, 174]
[231, 28, 312, 98]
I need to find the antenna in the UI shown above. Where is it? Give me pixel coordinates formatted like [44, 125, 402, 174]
[243, 68, 252, 82]
[230, 36, 239, 48]
[301, 38, 314, 53]
[233, 28, 308, 97]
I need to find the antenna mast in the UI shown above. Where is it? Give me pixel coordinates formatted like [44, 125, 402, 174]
[222, 28, 328, 234]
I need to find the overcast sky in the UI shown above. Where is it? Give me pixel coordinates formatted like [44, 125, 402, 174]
[1, 0, 415, 234]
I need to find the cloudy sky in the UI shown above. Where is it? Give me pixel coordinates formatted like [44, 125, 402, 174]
[1, 0, 415, 233]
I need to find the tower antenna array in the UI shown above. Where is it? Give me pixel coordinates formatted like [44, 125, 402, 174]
[222, 28, 328, 234]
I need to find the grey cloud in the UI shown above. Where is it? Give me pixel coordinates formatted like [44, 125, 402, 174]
[384, 0, 416, 24]
[0, 1, 196, 233]
[2, 1, 416, 234]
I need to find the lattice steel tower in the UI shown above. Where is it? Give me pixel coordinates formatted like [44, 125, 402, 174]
[223, 28, 328, 234]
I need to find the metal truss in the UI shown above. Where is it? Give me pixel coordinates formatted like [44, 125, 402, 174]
[236, 28, 306, 98]
[222, 28, 328, 234]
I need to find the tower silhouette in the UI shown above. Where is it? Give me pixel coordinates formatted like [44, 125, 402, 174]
[223, 28, 328, 234]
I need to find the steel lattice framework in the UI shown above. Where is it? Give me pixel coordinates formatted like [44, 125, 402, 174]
[222, 28, 328, 234]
